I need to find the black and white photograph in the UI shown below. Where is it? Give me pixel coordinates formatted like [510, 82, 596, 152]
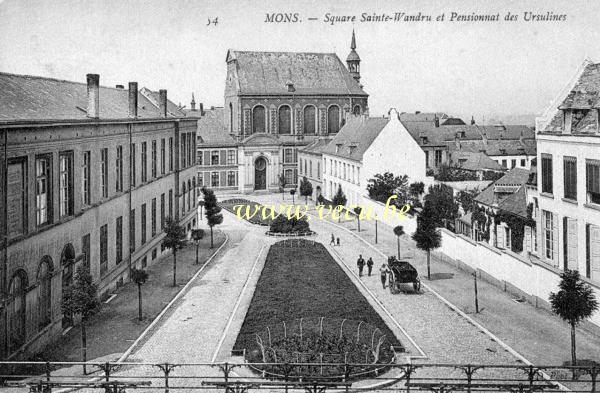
[1, 0, 600, 392]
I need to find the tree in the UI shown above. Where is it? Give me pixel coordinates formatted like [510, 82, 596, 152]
[366, 172, 409, 205]
[412, 201, 442, 280]
[130, 268, 149, 321]
[279, 173, 286, 200]
[290, 188, 296, 205]
[299, 176, 313, 204]
[61, 265, 100, 375]
[163, 217, 187, 287]
[424, 184, 459, 229]
[332, 185, 347, 222]
[202, 187, 223, 248]
[550, 270, 598, 370]
[393, 225, 405, 258]
[354, 206, 362, 232]
[456, 189, 479, 214]
[409, 182, 425, 209]
[191, 228, 205, 265]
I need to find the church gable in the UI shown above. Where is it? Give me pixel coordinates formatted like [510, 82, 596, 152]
[242, 133, 280, 146]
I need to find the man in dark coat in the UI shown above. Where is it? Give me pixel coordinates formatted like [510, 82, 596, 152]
[366, 257, 374, 276]
[357, 254, 365, 277]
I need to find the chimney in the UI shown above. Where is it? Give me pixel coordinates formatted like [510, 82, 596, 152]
[470, 116, 475, 125]
[159, 89, 168, 117]
[128, 82, 138, 118]
[434, 115, 440, 127]
[190, 93, 196, 111]
[86, 73, 100, 119]
[199, 103, 204, 116]
[115, 84, 124, 89]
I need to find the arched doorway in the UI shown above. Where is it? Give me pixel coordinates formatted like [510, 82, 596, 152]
[61, 243, 76, 329]
[254, 157, 267, 190]
[8, 269, 28, 353]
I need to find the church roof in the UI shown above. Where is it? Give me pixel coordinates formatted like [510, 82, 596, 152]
[322, 116, 389, 161]
[226, 50, 367, 96]
[0, 72, 184, 121]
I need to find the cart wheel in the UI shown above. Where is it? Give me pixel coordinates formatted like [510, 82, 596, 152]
[414, 280, 421, 292]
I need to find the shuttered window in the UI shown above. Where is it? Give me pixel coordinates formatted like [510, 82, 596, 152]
[586, 159, 600, 204]
[563, 156, 577, 200]
[541, 153, 553, 194]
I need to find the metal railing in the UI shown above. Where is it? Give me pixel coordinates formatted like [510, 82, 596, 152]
[1, 361, 599, 393]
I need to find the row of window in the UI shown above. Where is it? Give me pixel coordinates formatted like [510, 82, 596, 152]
[540, 154, 600, 204]
[325, 158, 360, 185]
[424, 150, 444, 167]
[198, 171, 238, 188]
[247, 104, 341, 134]
[199, 149, 237, 166]
[498, 158, 527, 169]
[299, 157, 321, 180]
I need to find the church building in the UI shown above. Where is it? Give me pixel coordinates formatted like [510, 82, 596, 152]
[197, 31, 368, 193]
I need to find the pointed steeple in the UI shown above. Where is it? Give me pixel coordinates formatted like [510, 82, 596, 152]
[346, 29, 361, 84]
[190, 93, 196, 111]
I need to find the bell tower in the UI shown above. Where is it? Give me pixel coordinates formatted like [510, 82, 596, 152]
[346, 29, 361, 84]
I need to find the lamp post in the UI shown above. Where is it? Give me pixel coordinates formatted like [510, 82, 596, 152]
[290, 189, 296, 205]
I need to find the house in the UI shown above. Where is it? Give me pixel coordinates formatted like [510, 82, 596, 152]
[526, 61, 600, 285]
[321, 109, 427, 207]
[0, 72, 198, 359]
[298, 137, 332, 200]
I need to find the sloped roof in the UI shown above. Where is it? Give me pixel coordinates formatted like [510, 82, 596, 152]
[497, 186, 528, 218]
[140, 87, 187, 117]
[544, 62, 600, 134]
[322, 116, 389, 161]
[196, 107, 237, 146]
[451, 139, 536, 156]
[301, 137, 332, 154]
[0, 72, 182, 121]
[227, 50, 367, 96]
[450, 150, 504, 171]
[400, 112, 449, 122]
[475, 167, 531, 207]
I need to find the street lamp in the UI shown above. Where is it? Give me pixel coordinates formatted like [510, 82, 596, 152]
[290, 188, 296, 205]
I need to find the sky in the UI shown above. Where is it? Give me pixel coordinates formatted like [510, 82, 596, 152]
[0, 0, 598, 121]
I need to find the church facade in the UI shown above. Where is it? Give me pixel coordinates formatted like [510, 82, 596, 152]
[197, 32, 369, 193]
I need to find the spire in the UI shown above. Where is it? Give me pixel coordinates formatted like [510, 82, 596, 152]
[190, 93, 196, 111]
[346, 30, 361, 84]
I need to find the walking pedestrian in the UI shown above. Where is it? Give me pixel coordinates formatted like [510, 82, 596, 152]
[336, 237, 340, 246]
[366, 257, 374, 276]
[330, 234, 335, 245]
[380, 263, 389, 289]
[357, 254, 365, 277]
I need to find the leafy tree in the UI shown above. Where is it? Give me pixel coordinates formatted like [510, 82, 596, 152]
[290, 188, 296, 205]
[366, 172, 409, 205]
[354, 206, 363, 232]
[191, 228, 205, 265]
[550, 270, 598, 369]
[409, 182, 425, 199]
[130, 268, 149, 321]
[163, 216, 187, 286]
[202, 187, 223, 248]
[424, 184, 459, 229]
[300, 176, 313, 204]
[61, 265, 100, 374]
[332, 185, 347, 222]
[393, 225, 405, 259]
[270, 214, 310, 234]
[412, 201, 442, 280]
[435, 164, 478, 182]
[456, 189, 479, 214]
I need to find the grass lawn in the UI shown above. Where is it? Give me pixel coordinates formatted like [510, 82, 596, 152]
[233, 239, 401, 354]
[220, 198, 276, 226]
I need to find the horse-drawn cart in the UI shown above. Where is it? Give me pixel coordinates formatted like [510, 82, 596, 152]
[388, 256, 421, 294]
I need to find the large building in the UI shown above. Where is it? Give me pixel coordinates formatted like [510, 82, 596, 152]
[197, 31, 368, 193]
[0, 73, 198, 359]
[525, 61, 600, 285]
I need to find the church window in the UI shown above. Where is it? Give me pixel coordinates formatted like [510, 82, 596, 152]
[279, 105, 291, 134]
[252, 105, 266, 134]
[303, 106, 316, 134]
[328, 105, 340, 134]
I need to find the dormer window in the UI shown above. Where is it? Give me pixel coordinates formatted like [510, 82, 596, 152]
[335, 143, 342, 154]
[572, 109, 589, 128]
[460, 131, 466, 138]
[420, 136, 429, 144]
[286, 81, 295, 92]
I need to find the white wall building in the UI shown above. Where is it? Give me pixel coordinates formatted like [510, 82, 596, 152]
[321, 109, 427, 207]
[526, 62, 600, 286]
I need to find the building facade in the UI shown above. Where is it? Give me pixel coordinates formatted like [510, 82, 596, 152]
[0, 73, 198, 359]
[298, 138, 331, 201]
[525, 62, 600, 286]
[197, 31, 369, 193]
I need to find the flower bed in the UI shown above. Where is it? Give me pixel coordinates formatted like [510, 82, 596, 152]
[219, 198, 275, 226]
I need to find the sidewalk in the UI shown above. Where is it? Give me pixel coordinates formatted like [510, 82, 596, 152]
[32, 230, 227, 366]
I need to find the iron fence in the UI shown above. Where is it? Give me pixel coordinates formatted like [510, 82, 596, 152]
[0, 361, 599, 393]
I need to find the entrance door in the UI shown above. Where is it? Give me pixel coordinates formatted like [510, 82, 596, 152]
[254, 157, 267, 190]
[61, 244, 76, 329]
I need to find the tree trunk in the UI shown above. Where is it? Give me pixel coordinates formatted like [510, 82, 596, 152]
[172, 249, 177, 287]
[210, 226, 214, 248]
[138, 284, 143, 321]
[571, 322, 577, 379]
[81, 320, 87, 375]
[427, 250, 431, 280]
[397, 236, 401, 259]
[195, 242, 199, 265]
[357, 217, 360, 232]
